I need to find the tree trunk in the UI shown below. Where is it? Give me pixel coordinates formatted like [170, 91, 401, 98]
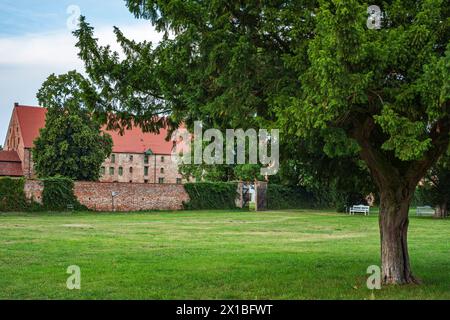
[434, 201, 448, 219]
[379, 187, 419, 285]
[351, 116, 450, 285]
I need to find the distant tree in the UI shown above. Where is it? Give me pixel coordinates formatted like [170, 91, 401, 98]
[416, 153, 450, 218]
[32, 71, 112, 181]
[276, 135, 375, 211]
[179, 162, 236, 182]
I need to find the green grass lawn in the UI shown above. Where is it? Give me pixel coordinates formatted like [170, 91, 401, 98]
[0, 209, 448, 300]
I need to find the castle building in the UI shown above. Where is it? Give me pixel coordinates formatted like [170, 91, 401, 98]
[0, 104, 183, 184]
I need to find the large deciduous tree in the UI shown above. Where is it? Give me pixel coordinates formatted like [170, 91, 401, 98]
[73, 0, 449, 284]
[287, 0, 450, 284]
[33, 71, 113, 181]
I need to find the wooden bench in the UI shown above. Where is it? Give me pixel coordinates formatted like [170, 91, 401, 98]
[349, 205, 370, 216]
[416, 206, 435, 216]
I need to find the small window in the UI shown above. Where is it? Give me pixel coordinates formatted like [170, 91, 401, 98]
[176, 178, 182, 185]
[109, 167, 115, 175]
[129, 155, 134, 162]
[161, 156, 165, 163]
[111, 154, 116, 163]
[129, 167, 133, 174]
[118, 167, 123, 176]
[144, 179, 149, 184]
[144, 155, 149, 164]
[100, 167, 106, 175]
[158, 178, 165, 184]
[160, 168, 164, 174]
[144, 166, 149, 176]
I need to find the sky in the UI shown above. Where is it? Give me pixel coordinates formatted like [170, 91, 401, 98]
[0, 0, 163, 145]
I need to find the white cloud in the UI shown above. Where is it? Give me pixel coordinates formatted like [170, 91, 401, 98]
[0, 22, 162, 67]
[0, 22, 163, 144]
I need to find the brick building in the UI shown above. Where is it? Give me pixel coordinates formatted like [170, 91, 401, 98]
[0, 103, 183, 184]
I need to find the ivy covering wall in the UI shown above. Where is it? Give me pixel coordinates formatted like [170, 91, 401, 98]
[183, 182, 238, 210]
[0, 177, 29, 211]
[42, 176, 85, 211]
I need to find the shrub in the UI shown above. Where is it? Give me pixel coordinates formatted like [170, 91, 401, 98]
[267, 184, 317, 210]
[183, 182, 238, 210]
[0, 177, 29, 211]
[42, 176, 86, 211]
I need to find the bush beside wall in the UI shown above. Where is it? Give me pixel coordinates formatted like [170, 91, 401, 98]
[0, 177, 29, 211]
[42, 176, 86, 211]
[183, 182, 238, 210]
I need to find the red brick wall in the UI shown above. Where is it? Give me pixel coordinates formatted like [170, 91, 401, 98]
[74, 182, 189, 211]
[24, 179, 44, 203]
[24, 180, 189, 211]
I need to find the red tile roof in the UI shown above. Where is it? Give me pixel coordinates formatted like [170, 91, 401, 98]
[13, 105, 174, 154]
[103, 125, 174, 154]
[14, 105, 47, 148]
[0, 151, 23, 176]
[0, 150, 21, 162]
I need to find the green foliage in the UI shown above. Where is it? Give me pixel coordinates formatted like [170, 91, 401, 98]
[183, 182, 238, 210]
[179, 163, 237, 182]
[178, 139, 264, 182]
[285, 0, 450, 184]
[267, 184, 317, 210]
[33, 71, 113, 181]
[0, 178, 28, 212]
[234, 164, 264, 182]
[374, 107, 432, 161]
[42, 176, 85, 211]
[415, 153, 450, 216]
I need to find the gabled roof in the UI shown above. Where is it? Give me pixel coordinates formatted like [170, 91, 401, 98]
[14, 105, 47, 148]
[12, 105, 174, 154]
[104, 125, 174, 154]
[0, 151, 23, 176]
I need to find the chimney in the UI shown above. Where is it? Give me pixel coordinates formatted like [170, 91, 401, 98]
[14, 102, 19, 107]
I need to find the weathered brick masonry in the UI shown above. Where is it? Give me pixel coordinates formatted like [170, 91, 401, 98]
[24, 179, 44, 202]
[24, 180, 190, 212]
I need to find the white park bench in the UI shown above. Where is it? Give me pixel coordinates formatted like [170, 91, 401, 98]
[349, 205, 370, 216]
[416, 206, 435, 216]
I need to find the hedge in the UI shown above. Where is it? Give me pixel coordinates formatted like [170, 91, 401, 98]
[267, 184, 317, 210]
[183, 182, 238, 210]
[0, 177, 29, 211]
[42, 176, 86, 211]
